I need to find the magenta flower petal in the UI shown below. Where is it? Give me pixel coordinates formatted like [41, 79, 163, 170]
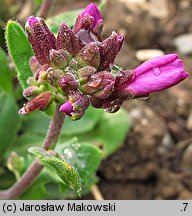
[81, 3, 102, 28]
[59, 101, 74, 116]
[73, 3, 103, 36]
[18, 107, 27, 115]
[134, 54, 178, 76]
[118, 54, 189, 96]
[26, 16, 39, 27]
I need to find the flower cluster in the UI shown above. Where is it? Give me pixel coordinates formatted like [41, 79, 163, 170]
[19, 3, 189, 120]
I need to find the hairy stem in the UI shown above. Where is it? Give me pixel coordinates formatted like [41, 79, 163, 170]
[39, 0, 52, 19]
[0, 105, 65, 199]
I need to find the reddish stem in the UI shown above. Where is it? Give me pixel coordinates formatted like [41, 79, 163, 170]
[0, 105, 65, 199]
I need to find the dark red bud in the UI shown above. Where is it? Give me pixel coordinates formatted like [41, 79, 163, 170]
[56, 22, 80, 56]
[99, 32, 124, 71]
[25, 16, 56, 65]
[77, 42, 100, 68]
[29, 56, 40, 73]
[19, 91, 53, 114]
[80, 71, 115, 99]
[59, 73, 79, 95]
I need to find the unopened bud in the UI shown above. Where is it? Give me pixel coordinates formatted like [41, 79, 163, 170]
[59, 73, 79, 95]
[49, 49, 71, 69]
[73, 3, 103, 36]
[29, 56, 40, 73]
[35, 64, 49, 84]
[47, 68, 64, 86]
[19, 91, 53, 114]
[56, 22, 80, 56]
[77, 42, 100, 68]
[99, 31, 124, 71]
[23, 86, 43, 98]
[77, 66, 96, 84]
[25, 16, 56, 65]
[27, 77, 38, 86]
[80, 71, 115, 99]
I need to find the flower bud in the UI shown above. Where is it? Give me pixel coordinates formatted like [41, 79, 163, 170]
[29, 56, 40, 73]
[25, 16, 56, 65]
[49, 49, 71, 69]
[77, 42, 100, 68]
[59, 73, 79, 95]
[60, 90, 90, 120]
[99, 31, 124, 71]
[77, 66, 96, 84]
[35, 64, 49, 84]
[19, 91, 53, 114]
[47, 68, 64, 86]
[68, 59, 81, 71]
[116, 54, 189, 97]
[23, 86, 43, 98]
[73, 3, 103, 36]
[80, 71, 115, 99]
[27, 77, 38, 86]
[56, 22, 80, 56]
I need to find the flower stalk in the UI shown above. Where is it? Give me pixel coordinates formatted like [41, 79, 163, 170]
[0, 105, 65, 200]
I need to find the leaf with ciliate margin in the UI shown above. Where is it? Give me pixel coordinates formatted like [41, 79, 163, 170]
[0, 88, 21, 158]
[6, 20, 34, 89]
[56, 138, 102, 192]
[29, 147, 82, 196]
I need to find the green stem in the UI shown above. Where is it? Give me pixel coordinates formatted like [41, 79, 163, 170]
[0, 105, 65, 199]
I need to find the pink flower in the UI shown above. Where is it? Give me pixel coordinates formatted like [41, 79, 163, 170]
[118, 54, 189, 96]
[59, 101, 74, 117]
[59, 91, 89, 120]
[73, 3, 103, 36]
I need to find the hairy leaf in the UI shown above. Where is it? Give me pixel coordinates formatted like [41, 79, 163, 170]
[29, 147, 82, 196]
[6, 21, 34, 89]
[56, 138, 102, 191]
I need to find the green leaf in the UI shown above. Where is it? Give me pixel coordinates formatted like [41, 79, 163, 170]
[43, 102, 56, 117]
[95, 109, 130, 156]
[0, 89, 21, 158]
[77, 108, 130, 157]
[10, 132, 44, 157]
[62, 106, 103, 136]
[56, 138, 102, 191]
[20, 106, 103, 138]
[20, 174, 49, 200]
[46, 9, 82, 34]
[6, 20, 34, 89]
[0, 47, 13, 94]
[29, 147, 82, 196]
[21, 112, 50, 136]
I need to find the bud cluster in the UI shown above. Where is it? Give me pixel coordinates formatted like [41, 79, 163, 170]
[19, 3, 188, 120]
